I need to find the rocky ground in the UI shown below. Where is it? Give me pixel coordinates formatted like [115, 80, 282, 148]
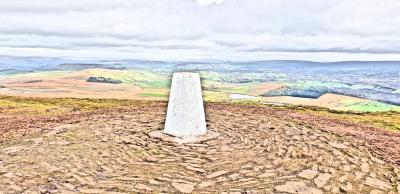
[1, 102, 400, 193]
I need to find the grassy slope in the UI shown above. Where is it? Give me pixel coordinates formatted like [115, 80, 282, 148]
[0, 96, 134, 115]
[284, 105, 400, 131]
[3, 71, 71, 79]
[340, 100, 400, 112]
[1, 95, 399, 131]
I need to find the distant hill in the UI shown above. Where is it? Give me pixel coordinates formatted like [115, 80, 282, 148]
[58, 63, 126, 71]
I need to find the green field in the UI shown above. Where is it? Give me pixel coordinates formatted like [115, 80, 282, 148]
[1, 68, 400, 113]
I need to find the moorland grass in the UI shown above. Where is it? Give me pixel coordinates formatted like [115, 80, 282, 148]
[0, 95, 135, 115]
[1, 95, 399, 131]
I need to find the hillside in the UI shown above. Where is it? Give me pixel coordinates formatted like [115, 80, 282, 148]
[1, 97, 400, 193]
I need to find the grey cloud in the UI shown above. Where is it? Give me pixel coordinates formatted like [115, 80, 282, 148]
[1, 0, 400, 60]
[241, 48, 400, 55]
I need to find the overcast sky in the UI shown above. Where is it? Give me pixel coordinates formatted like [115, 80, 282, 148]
[1, 0, 400, 61]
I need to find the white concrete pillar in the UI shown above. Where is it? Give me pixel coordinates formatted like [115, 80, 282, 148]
[164, 72, 207, 137]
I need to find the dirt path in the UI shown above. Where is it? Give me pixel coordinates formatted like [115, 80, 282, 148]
[1, 102, 400, 193]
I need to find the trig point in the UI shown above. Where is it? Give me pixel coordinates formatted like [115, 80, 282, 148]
[149, 72, 219, 144]
[164, 72, 207, 137]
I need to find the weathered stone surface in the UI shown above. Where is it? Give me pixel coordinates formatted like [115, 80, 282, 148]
[2, 172, 14, 178]
[314, 173, 331, 188]
[328, 142, 348, 149]
[8, 184, 22, 192]
[63, 183, 75, 190]
[275, 181, 323, 194]
[298, 169, 318, 180]
[361, 162, 370, 173]
[228, 173, 240, 180]
[198, 181, 214, 188]
[338, 175, 348, 183]
[258, 172, 275, 178]
[206, 170, 229, 179]
[186, 166, 205, 173]
[172, 182, 195, 193]
[371, 156, 385, 165]
[355, 171, 365, 180]
[339, 183, 353, 193]
[369, 189, 385, 194]
[155, 176, 171, 182]
[365, 177, 392, 191]
[2, 146, 24, 155]
[79, 189, 105, 193]
[148, 130, 219, 144]
[145, 156, 158, 163]
[49, 139, 71, 146]
[149, 179, 161, 185]
[135, 183, 153, 191]
[1, 102, 399, 193]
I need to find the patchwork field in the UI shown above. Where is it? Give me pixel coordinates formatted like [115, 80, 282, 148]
[1, 67, 399, 112]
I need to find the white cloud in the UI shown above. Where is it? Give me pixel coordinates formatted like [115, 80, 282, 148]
[196, 0, 224, 6]
[0, 0, 400, 61]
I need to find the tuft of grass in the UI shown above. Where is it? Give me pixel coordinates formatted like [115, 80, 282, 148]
[138, 92, 169, 98]
[285, 104, 400, 131]
[203, 91, 230, 102]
